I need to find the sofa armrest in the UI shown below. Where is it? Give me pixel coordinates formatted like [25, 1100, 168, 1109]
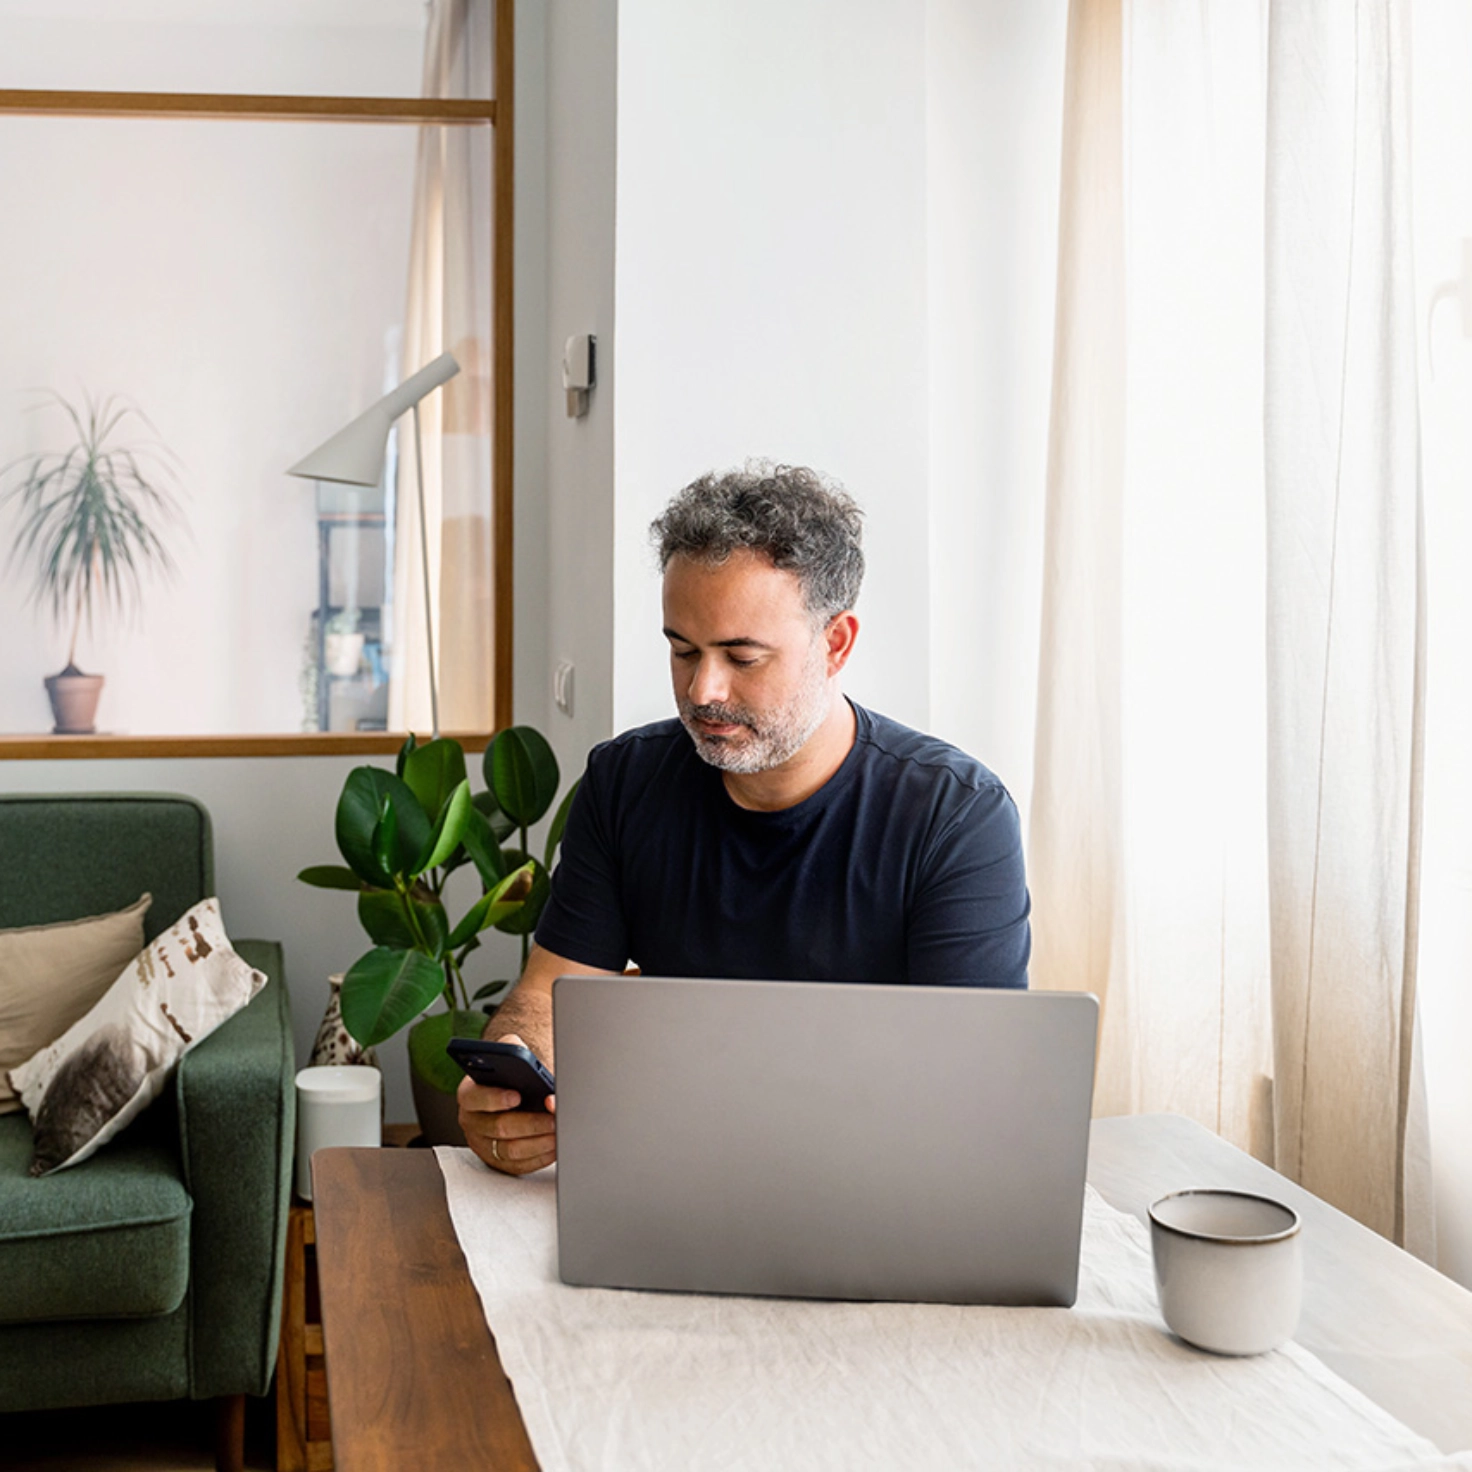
[175, 940, 296, 1399]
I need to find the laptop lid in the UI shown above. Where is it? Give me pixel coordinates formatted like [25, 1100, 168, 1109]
[553, 977, 1099, 1306]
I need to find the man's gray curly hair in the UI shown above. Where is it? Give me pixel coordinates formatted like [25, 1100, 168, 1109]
[650, 462, 864, 620]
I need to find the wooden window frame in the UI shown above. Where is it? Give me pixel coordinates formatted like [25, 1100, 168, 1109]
[0, 0, 515, 761]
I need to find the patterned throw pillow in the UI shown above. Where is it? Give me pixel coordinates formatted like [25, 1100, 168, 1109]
[8, 897, 266, 1175]
[0, 894, 152, 1115]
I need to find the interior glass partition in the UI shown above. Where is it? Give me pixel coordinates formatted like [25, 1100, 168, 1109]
[0, 0, 506, 747]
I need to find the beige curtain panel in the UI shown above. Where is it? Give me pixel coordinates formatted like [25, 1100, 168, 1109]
[1263, 0, 1431, 1255]
[1030, 0, 1431, 1254]
[391, 0, 495, 734]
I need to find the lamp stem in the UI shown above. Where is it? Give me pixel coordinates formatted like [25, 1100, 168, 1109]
[412, 401, 440, 738]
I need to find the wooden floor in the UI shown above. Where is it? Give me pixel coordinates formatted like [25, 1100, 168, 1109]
[0, 1396, 277, 1471]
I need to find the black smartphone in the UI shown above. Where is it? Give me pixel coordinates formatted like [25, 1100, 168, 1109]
[445, 1038, 555, 1110]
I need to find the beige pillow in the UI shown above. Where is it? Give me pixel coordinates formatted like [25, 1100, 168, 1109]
[0, 894, 152, 1115]
[9, 897, 266, 1175]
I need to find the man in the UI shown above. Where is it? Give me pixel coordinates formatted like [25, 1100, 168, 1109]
[460, 463, 1030, 1174]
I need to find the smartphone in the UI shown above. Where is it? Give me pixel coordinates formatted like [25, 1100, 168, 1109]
[446, 1038, 556, 1110]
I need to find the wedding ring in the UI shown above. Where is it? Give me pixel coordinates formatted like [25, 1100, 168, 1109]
[490, 1138, 501, 1161]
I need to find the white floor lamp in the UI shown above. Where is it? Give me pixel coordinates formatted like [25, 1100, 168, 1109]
[289, 351, 461, 738]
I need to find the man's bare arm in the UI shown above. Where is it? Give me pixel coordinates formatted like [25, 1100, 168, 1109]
[459, 942, 618, 1174]
[479, 942, 618, 1070]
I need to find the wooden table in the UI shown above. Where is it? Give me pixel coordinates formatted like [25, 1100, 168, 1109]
[1089, 1114, 1472, 1454]
[311, 1115, 1472, 1472]
[312, 1146, 538, 1472]
[276, 1125, 425, 1471]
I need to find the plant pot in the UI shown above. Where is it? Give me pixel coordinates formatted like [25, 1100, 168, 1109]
[410, 1062, 467, 1147]
[45, 665, 104, 734]
[406, 1008, 494, 1147]
[309, 974, 379, 1069]
[324, 632, 365, 678]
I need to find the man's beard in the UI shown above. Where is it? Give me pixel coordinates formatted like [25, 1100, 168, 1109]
[678, 647, 830, 775]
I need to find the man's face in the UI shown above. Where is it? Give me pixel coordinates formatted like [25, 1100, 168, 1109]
[662, 549, 833, 774]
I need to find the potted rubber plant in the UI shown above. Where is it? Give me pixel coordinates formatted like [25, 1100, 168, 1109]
[299, 725, 578, 1142]
[0, 392, 185, 734]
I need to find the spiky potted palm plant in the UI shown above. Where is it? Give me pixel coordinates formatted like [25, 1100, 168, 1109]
[1, 392, 184, 733]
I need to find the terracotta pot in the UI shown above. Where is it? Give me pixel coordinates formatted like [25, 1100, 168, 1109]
[45, 665, 104, 734]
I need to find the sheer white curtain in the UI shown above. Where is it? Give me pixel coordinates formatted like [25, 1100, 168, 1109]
[1030, 0, 1274, 1158]
[390, 0, 495, 733]
[1029, 0, 1431, 1250]
[1263, 0, 1431, 1253]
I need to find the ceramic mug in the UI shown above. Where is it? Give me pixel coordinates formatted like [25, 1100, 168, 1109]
[1148, 1188, 1302, 1355]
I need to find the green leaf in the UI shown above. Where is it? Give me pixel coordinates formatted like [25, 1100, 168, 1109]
[472, 788, 517, 843]
[395, 732, 417, 778]
[297, 865, 362, 891]
[358, 885, 451, 958]
[387, 784, 434, 877]
[339, 947, 446, 1047]
[543, 777, 581, 869]
[485, 726, 560, 828]
[334, 768, 394, 886]
[470, 978, 514, 1006]
[492, 854, 551, 937]
[372, 796, 400, 879]
[358, 888, 414, 948]
[419, 778, 473, 873]
[403, 737, 468, 825]
[335, 767, 432, 885]
[417, 891, 451, 958]
[461, 803, 508, 889]
[446, 861, 535, 949]
[409, 1009, 490, 1095]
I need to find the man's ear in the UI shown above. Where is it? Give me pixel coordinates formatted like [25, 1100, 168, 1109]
[824, 612, 859, 676]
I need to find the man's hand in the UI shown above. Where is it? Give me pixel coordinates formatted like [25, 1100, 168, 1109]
[457, 945, 616, 1175]
[458, 1032, 558, 1175]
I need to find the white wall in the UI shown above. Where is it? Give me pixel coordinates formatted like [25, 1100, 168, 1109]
[924, 0, 1066, 814]
[611, 0, 933, 737]
[604, 0, 1064, 793]
[512, 0, 552, 739]
[1, 0, 434, 96]
[537, 0, 619, 782]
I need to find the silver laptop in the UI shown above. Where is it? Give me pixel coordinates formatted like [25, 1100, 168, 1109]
[552, 976, 1098, 1306]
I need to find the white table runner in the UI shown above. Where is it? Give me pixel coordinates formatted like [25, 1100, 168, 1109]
[436, 1147, 1472, 1471]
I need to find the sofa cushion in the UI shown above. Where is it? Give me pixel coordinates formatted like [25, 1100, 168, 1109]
[0, 1111, 191, 1324]
[0, 894, 152, 1115]
[10, 899, 266, 1175]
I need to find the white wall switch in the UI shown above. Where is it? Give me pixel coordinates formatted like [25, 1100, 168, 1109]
[554, 660, 575, 715]
[562, 334, 596, 418]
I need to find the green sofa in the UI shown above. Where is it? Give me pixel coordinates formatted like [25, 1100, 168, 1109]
[0, 793, 296, 1471]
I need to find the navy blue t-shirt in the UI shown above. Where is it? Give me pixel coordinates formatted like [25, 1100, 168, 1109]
[535, 702, 1030, 987]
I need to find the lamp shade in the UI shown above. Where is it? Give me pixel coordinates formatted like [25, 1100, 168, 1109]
[288, 352, 461, 487]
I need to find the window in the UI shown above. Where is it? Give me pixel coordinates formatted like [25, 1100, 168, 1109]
[0, 0, 513, 755]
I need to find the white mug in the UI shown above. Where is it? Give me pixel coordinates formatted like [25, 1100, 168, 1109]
[1149, 1188, 1302, 1355]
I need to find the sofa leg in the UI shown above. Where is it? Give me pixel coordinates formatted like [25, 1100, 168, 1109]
[215, 1393, 245, 1472]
